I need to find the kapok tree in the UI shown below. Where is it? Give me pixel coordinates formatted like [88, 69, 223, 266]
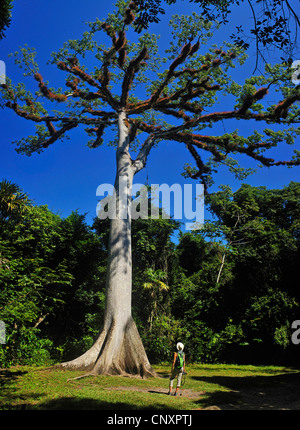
[1, 1, 299, 377]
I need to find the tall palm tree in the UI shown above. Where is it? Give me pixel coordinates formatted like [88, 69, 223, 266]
[0, 179, 32, 220]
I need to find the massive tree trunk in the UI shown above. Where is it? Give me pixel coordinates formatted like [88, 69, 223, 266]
[61, 111, 155, 377]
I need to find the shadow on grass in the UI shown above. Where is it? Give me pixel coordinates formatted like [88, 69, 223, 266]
[153, 368, 170, 378]
[3, 366, 300, 410]
[192, 372, 300, 410]
[27, 396, 183, 410]
[34, 397, 147, 410]
[0, 369, 32, 409]
[0, 368, 28, 381]
[0, 368, 177, 410]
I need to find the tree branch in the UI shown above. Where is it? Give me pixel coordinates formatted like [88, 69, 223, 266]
[133, 133, 156, 174]
[57, 60, 120, 109]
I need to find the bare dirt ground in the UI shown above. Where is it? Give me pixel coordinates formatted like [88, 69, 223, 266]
[107, 386, 205, 398]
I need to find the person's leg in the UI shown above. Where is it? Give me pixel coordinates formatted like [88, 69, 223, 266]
[168, 368, 178, 394]
[174, 370, 183, 396]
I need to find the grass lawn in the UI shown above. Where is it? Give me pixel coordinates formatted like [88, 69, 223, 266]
[1, 363, 300, 410]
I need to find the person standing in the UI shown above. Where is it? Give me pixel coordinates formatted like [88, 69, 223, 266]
[168, 342, 186, 396]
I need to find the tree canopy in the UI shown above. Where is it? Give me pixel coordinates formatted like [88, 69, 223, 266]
[1, 1, 299, 193]
[133, 0, 300, 65]
[0, 0, 13, 40]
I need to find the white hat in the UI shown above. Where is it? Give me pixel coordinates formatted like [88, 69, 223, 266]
[176, 342, 184, 351]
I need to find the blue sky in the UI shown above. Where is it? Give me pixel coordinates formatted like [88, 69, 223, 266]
[0, 0, 299, 229]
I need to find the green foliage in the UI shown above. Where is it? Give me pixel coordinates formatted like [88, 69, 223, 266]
[133, 0, 299, 62]
[141, 314, 188, 363]
[191, 182, 300, 363]
[0, 179, 32, 223]
[0, 202, 71, 366]
[1, 179, 300, 367]
[0, 0, 13, 40]
[0, 181, 106, 366]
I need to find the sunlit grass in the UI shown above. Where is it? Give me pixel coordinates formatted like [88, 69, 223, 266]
[0, 363, 299, 410]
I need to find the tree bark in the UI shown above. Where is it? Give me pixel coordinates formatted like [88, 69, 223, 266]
[60, 111, 155, 377]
